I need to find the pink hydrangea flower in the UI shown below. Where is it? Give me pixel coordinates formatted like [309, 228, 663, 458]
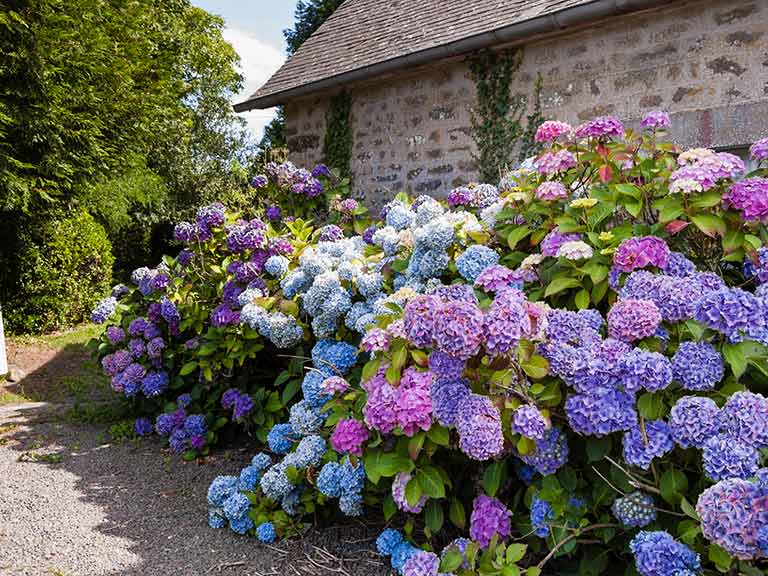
[535, 120, 572, 142]
[536, 181, 568, 201]
[331, 418, 369, 456]
[395, 385, 433, 436]
[574, 116, 624, 139]
[723, 177, 768, 222]
[750, 137, 768, 162]
[613, 236, 670, 273]
[362, 327, 390, 352]
[641, 110, 671, 129]
[321, 376, 349, 394]
[607, 299, 662, 342]
[536, 150, 577, 175]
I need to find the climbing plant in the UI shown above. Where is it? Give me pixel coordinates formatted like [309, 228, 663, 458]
[323, 90, 353, 179]
[469, 49, 542, 183]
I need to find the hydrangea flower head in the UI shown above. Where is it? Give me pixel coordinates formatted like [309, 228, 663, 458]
[512, 405, 549, 440]
[521, 427, 569, 476]
[702, 433, 759, 481]
[669, 396, 720, 448]
[470, 495, 512, 548]
[456, 245, 499, 283]
[376, 528, 404, 556]
[620, 349, 673, 394]
[612, 492, 657, 527]
[565, 388, 637, 436]
[456, 394, 504, 460]
[256, 522, 277, 543]
[629, 531, 700, 576]
[574, 116, 625, 139]
[613, 236, 670, 273]
[531, 497, 554, 537]
[434, 300, 484, 360]
[723, 177, 768, 221]
[622, 420, 674, 470]
[720, 391, 768, 447]
[607, 299, 662, 342]
[402, 551, 439, 576]
[535, 120, 572, 142]
[557, 240, 593, 260]
[671, 341, 724, 391]
[750, 137, 768, 162]
[641, 111, 671, 129]
[540, 228, 581, 257]
[331, 418, 369, 456]
[536, 149, 577, 175]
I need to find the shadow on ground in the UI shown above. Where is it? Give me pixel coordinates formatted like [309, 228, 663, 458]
[0, 335, 390, 576]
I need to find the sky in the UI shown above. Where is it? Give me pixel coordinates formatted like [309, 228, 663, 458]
[193, 1, 299, 140]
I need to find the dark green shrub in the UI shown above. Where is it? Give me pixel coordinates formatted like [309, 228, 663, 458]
[6, 209, 114, 333]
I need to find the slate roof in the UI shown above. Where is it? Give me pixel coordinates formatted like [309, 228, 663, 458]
[236, 0, 670, 110]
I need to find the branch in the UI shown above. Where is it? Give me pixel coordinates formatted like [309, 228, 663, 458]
[536, 524, 621, 569]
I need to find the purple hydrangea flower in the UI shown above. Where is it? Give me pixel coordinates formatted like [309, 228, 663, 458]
[620, 349, 672, 394]
[536, 181, 568, 201]
[565, 388, 637, 436]
[475, 265, 521, 293]
[469, 495, 511, 549]
[210, 304, 240, 327]
[447, 186, 474, 207]
[233, 394, 254, 421]
[105, 326, 125, 345]
[430, 378, 470, 426]
[622, 420, 674, 470]
[483, 290, 531, 356]
[433, 300, 484, 360]
[456, 394, 504, 461]
[331, 418, 369, 456]
[697, 478, 768, 559]
[669, 396, 720, 448]
[134, 417, 154, 436]
[750, 137, 768, 162]
[671, 341, 724, 391]
[428, 351, 465, 379]
[723, 177, 768, 221]
[535, 120, 572, 142]
[536, 149, 577, 175]
[541, 228, 581, 258]
[141, 371, 169, 397]
[402, 551, 439, 576]
[403, 295, 439, 348]
[694, 288, 764, 341]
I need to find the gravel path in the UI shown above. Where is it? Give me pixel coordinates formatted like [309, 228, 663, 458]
[0, 404, 390, 576]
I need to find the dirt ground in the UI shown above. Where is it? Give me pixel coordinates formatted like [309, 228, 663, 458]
[0, 329, 391, 576]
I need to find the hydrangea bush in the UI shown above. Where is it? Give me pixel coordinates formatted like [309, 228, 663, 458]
[96, 114, 768, 574]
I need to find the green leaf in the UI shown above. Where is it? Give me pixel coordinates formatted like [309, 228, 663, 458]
[745, 234, 763, 251]
[382, 494, 396, 520]
[526, 568, 542, 576]
[586, 436, 612, 462]
[575, 288, 590, 309]
[722, 342, 748, 379]
[440, 550, 463, 573]
[364, 450, 415, 484]
[660, 469, 688, 504]
[521, 354, 549, 379]
[581, 261, 609, 285]
[361, 357, 381, 382]
[197, 343, 218, 356]
[408, 433, 425, 460]
[385, 363, 401, 385]
[427, 425, 450, 446]
[392, 341, 408, 371]
[419, 466, 446, 499]
[507, 225, 531, 250]
[483, 461, 505, 497]
[405, 476, 423, 507]
[680, 497, 700, 521]
[505, 543, 527, 563]
[637, 393, 666, 419]
[179, 361, 198, 376]
[449, 498, 466, 529]
[691, 214, 726, 238]
[544, 276, 582, 297]
[689, 189, 722, 209]
[615, 183, 642, 199]
[708, 544, 733, 573]
[653, 196, 684, 223]
[281, 378, 301, 406]
[424, 500, 444, 533]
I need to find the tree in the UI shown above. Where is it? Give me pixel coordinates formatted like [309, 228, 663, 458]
[258, 0, 345, 154]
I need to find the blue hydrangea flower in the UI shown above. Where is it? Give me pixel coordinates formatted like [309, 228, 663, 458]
[512, 405, 549, 440]
[521, 428, 569, 476]
[207, 475, 239, 507]
[622, 420, 674, 470]
[251, 452, 272, 471]
[317, 461, 342, 498]
[256, 522, 277, 543]
[208, 509, 226, 529]
[385, 202, 415, 230]
[376, 528, 404, 556]
[264, 255, 289, 277]
[91, 296, 117, 324]
[222, 492, 250, 521]
[612, 492, 656, 528]
[339, 457, 366, 495]
[282, 488, 302, 516]
[284, 435, 326, 469]
[260, 463, 294, 500]
[281, 270, 311, 299]
[289, 401, 325, 436]
[531, 497, 554, 537]
[455, 245, 500, 282]
[339, 491, 364, 516]
[134, 417, 153, 436]
[565, 388, 637, 437]
[141, 371, 169, 397]
[238, 466, 261, 492]
[311, 340, 358, 375]
[229, 515, 254, 535]
[702, 433, 759, 481]
[301, 370, 333, 410]
[391, 541, 419, 572]
[620, 349, 673, 394]
[719, 391, 768, 447]
[629, 531, 700, 576]
[266, 312, 304, 349]
[267, 423, 297, 454]
[184, 414, 207, 437]
[695, 288, 764, 342]
[671, 341, 724, 391]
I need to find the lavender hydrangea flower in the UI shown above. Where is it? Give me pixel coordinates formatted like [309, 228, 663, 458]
[428, 351, 465, 379]
[469, 495, 511, 548]
[483, 290, 530, 356]
[540, 228, 581, 257]
[750, 137, 768, 162]
[623, 420, 674, 470]
[574, 116, 624, 139]
[723, 177, 768, 221]
[702, 433, 759, 481]
[536, 149, 577, 175]
[475, 265, 521, 293]
[456, 394, 504, 461]
[671, 341, 724, 391]
[694, 288, 764, 341]
[512, 405, 549, 440]
[433, 300, 484, 360]
[402, 551, 439, 576]
[91, 296, 117, 324]
[620, 349, 673, 394]
[669, 396, 720, 448]
[613, 236, 670, 273]
[641, 111, 671, 130]
[134, 417, 154, 436]
[431, 378, 470, 426]
[565, 388, 637, 437]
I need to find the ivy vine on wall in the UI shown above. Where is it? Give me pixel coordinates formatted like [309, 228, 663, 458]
[323, 90, 353, 180]
[468, 48, 543, 184]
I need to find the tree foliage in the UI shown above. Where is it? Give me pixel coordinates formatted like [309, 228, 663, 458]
[283, 0, 346, 56]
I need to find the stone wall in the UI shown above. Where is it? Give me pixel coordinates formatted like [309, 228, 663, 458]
[284, 0, 768, 206]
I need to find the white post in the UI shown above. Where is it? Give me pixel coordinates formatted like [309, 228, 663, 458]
[0, 307, 7, 378]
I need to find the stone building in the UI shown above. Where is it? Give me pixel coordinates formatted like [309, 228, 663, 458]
[237, 0, 768, 205]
